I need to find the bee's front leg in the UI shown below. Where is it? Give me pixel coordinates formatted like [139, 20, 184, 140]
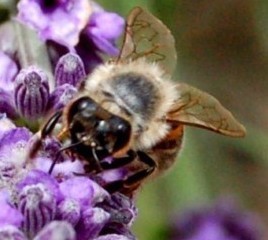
[27, 110, 63, 159]
[100, 150, 137, 170]
[104, 151, 156, 194]
[40, 110, 63, 138]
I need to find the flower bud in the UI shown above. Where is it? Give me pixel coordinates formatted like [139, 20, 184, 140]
[97, 193, 137, 226]
[18, 183, 57, 238]
[14, 66, 49, 120]
[55, 53, 86, 87]
[57, 199, 81, 227]
[76, 208, 110, 240]
[47, 84, 77, 111]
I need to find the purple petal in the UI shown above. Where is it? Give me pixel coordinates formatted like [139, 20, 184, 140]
[97, 193, 137, 226]
[59, 177, 109, 208]
[0, 190, 24, 228]
[0, 127, 32, 148]
[216, 201, 263, 240]
[17, 0, 91, 48]
[86, 12, 125, 56]
[0, 114, 16, 140]
[57, 199, 81, 227]
[74, 9, 125, 73]
[29, 136, 84, 180]
[17, 170, 62, 203]
[41, 137, 63, 161]
[0, 225, 27, 240]
[52, 159, 85, 181]
[76, 207, 110, 240]
[47, 83, 77, 111]
[95, 234, 134, 240]
[14, 66, 49, 120]
[99, 168, 128, 186]
[0, 88, 18, 119]
[34, 157, 85, 182]
[0, 160, 17, 180]
[89, 12, 124, 40]
[187, 223, 230, 240]
[55, 53, 86, 86]
[170, 198, 263, 240]
[94, 234, 133, 240]
[0, 52, 18, 92]
[100, 222, 136, 240]
[0, 127, 32, 168]
[75, 37, 103, 73]
[33, 221, 76, 240]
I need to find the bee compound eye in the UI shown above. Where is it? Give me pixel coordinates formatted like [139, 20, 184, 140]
[117, 121, 131, 134]
[111, 117, 131, 152]
[96, 120, 110, 133]
[69, 97, 97, 120]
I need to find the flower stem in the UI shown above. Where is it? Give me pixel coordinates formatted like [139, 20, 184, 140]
[14, 20, 54, 90]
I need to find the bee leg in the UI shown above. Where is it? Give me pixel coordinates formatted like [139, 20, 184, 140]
[40, 110, 63, 138]
[86, 149, 137, 175]
[78, 150, 138, 190]
[105, 151, 156, 193]
[27, 111, 63, 159]
[100, 150, 137, 170]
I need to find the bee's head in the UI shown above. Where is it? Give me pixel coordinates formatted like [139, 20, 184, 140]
[66, 96, 132, 159]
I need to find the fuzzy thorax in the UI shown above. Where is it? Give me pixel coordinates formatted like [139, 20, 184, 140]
[81, 58, 178, 150]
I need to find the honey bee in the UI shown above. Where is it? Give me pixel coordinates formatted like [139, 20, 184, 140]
[29, 7, 246, 194]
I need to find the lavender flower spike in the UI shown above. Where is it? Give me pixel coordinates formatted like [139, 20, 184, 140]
[14, 66, 49, 120]
[169, 198, 263, 240]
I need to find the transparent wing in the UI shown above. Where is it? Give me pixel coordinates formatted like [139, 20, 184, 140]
[167, 83, 246, 137]
[118, 7, 177, 75]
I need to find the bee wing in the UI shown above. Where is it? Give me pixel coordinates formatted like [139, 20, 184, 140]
[118, 7, 177, 75]
[167, 83, 246, 137]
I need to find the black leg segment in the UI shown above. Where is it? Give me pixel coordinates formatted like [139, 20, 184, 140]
[28, 110, 63, 159]
[100, 150, 137, 170]
[41, 110, 63, 138]
[104, 151, 156, 193]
